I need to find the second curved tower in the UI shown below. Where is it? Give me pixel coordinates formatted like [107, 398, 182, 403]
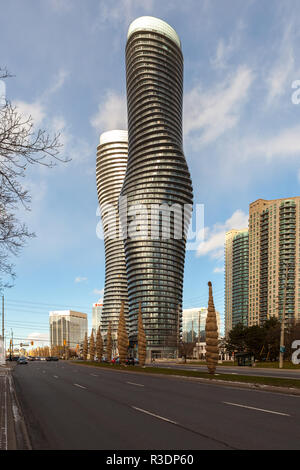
[96, 130, 129, 341]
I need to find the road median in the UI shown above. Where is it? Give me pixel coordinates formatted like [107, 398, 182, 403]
[71, 361, 300, 395]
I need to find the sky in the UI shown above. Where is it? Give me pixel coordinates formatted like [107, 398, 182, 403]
[1, 0, 300, 347]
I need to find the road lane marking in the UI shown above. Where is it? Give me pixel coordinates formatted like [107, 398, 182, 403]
[90, 374, 98, 377]
[74, 384, 87, 389]
[132, 406, 177, 424]
[53, 376, 58, 379]
[223, 402, 290, 416]
[127, 382, 144, 387]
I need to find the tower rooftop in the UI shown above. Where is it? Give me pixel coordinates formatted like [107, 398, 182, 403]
[127, 16, 181, 49]
[99, 130, 128, 145]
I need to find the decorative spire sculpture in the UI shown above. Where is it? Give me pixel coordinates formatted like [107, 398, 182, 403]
[117, 301, 129, 364]
[206, 282, 219, 375]
[138, 302, 146, 366]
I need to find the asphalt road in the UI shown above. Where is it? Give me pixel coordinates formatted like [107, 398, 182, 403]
[152, 362, 300, 379]
[13, 361, 300, 450]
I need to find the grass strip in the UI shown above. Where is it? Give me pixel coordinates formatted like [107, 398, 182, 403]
[74, 361, 300, 389]
[182, 361, 300, 369]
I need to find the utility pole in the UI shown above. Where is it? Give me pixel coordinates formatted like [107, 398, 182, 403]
[2, 295, 4, 340]
[197, 310, 201, 360]
[191, 319, 194, 343]
[279, 264, 289, 369]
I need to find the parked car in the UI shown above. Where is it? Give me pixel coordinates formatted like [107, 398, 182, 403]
[17, 357, 28, 365]
[126, 357, 135, 366]
[27, 356, 35, 361]
[46, 356, 59, 361]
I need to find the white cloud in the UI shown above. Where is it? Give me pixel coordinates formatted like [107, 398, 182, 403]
[75, 277, 88, 283]
[95, 0, 154, 28]
[214, 267, 224, 274]
[197, 209, 248, 260]
[47, 0, 73, 12]
[93, 288, 104, 296]
[91, 91, 127, 134]
[184, 66, 254, 146]
[45, 69, 69, 96]
[26, 332, 50, 346]
[241, 124, 300, 160]
[13, 100, 46, 127]
[265, 21, 296, 104]
[211, 22, 244, 70]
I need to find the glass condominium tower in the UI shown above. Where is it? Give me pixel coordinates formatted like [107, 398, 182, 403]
[96, 130, 129, 339]
[121, 17, 193, 359]
[225, 229, 249, 336]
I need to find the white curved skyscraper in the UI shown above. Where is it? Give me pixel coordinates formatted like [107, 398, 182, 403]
[96, 130, 129, 339]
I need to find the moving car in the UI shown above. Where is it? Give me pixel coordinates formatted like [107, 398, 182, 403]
[17, 357, 28, 365]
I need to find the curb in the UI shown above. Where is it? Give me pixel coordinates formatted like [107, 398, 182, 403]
[71, 362, 300, 396]
[8, 371, 32, 450]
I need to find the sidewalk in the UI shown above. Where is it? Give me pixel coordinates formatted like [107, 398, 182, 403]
[0, 363, 31, 450]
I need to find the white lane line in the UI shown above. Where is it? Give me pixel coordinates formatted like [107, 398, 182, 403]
[127, 382, 144, 387]
[53, 376, 58, 379]
[74, 383, 87, 389]
[223, 402, 290, 416]
[90, 374, 98, 377]
[132, 406, 177, 424]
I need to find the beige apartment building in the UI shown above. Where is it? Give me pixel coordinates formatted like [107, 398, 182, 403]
[249, 197, 300, 326]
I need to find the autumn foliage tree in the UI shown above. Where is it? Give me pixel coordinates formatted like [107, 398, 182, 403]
[96, 325, 103, 362]
[89, 330, 95, 361]
[205, 282, 219, 375]
[117, 301, 128, 364]
[138, 302, 146, 366]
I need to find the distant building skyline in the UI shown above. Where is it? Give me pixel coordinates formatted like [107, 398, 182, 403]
[49, 310, 87, 349]
[92, 301, 103, 335]
[182, 307, 221, 343]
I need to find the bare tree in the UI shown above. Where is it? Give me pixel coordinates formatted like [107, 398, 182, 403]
[0, 68, 68, 288]
[178, 341, 195, 363]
